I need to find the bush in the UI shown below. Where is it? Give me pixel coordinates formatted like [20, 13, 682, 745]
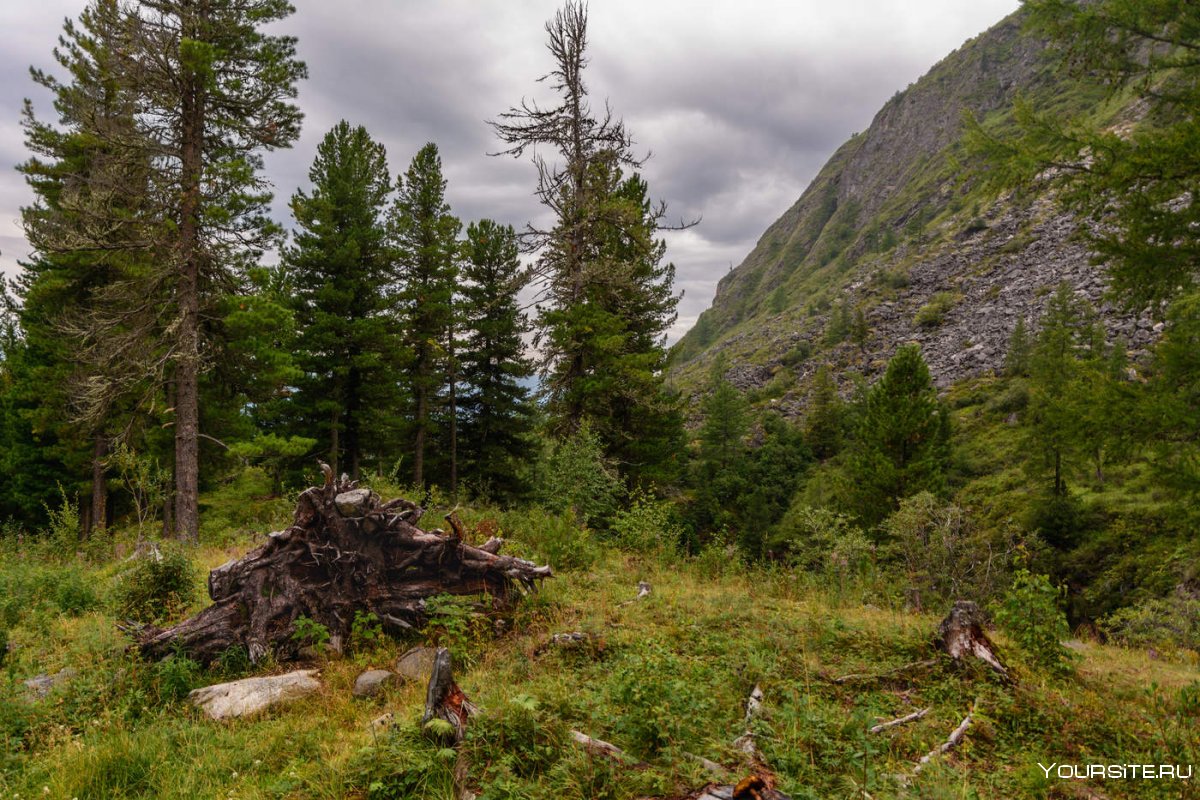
[1101, 593, 1200, 653]
[769, 504, 873, 580]
[986, 380, 1030, 414]
[607, 643, 717, 757]
[536, 425, 623, 528]
[913, 292, 958, 328]
[992, 569, 1072, 674]
[882, 492, 1018, 606]
[610, 492, 683, 555]
[112, 547, 198, 624]
[500, 507, 599, 572]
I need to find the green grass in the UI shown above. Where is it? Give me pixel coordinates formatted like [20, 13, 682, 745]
[0, 483, 1197, 799]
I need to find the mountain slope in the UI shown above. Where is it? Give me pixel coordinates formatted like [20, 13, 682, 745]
[670, 10, 1154, 408]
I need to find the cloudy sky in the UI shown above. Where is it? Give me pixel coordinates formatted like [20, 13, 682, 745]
[0, 0, 1019, 341]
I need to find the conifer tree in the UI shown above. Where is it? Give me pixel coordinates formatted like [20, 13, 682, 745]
[1004, 317, 1033, 378]
[22, 0, 307, 540]
[392, 143, 461, 489]
[491, 1, 685, 483]
[971, 0, 1200, 306]
[458, 219, 535, 501]
[698, 356, 749, 475]
[805, 364, 844, 460]
[18, 0, 161, 533]
[847, 345, 951, 524]
[283, 121, 401, 479]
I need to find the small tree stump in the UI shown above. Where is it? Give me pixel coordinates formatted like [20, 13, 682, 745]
[937, 600, 1008, 678]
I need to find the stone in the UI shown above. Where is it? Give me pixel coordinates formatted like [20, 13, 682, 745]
[334, 488, 373, 517]
[395, 646, 439, 682]
[22, 667, 76, 701]
[189, 669, 321, 720]
[353, 669, 395, 699]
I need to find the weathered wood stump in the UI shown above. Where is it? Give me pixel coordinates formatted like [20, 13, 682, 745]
[937, 600, 1008, 678]
[138, 466, 552, 664]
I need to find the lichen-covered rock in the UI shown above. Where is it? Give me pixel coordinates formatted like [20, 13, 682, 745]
[22, 668, 76, 701]
[395, 646, 439, 682]
[189, 670, 321, 720]
[353, 669, 394, 698]
[334, 488, 374, 517]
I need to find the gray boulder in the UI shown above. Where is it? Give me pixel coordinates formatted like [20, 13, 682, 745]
[395, 646, 438, 682]
[353, 669, 395, 699]
[22, 667, 76, 701]
[189, 669, 321, 720]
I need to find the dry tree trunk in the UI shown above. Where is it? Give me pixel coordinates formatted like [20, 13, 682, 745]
[137, 466, 552, 664]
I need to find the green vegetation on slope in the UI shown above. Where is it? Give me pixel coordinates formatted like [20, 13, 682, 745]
[0, 476, 1197, 799]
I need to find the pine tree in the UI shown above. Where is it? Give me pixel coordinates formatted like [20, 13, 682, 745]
[1004, 317, 1033, 378]
[283, 121, 402, 479]
[491, 1, 685, 484]
[850, 307, 870, 352]
[805, 364, 844, 460]
[22, 0, 307, 540]
[698, 356, 749, 475]
[18, 0, 161, 533]
[847, 345, 951, 524]
[392, 143, 461, 489]
[459, 219, 535, 501]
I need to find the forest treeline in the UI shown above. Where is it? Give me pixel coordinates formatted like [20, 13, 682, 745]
[1, 0, 1199, 645]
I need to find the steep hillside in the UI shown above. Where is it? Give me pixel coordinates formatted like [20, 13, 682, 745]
[670, 10, 1154, 408]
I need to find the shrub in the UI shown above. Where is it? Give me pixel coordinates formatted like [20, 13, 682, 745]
[882, 492, 1017, 606]
[351, 610, 385, 652]
[112, 547, 198, 624]
[1101, 594, 1200, 653]
[536, 424, 623, 528]
[986, 380, 1030, 414]
[993, 569, 1072, 674]
[913, 292, 958, 328]
[610, 492, 683, 555]
[500, 507, 599, 572]
[291, 615, 331, 651]
[42, 486, 81, 558]
[607, 643, 716, 757]
[769, 504, 873, 580]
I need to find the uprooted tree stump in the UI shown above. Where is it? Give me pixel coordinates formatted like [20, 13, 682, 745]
[137, 466, 552, 664]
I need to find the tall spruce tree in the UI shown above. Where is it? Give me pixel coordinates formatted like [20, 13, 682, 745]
[698, 356, 749, 475]
[459, 219, 535, 501]
[147, 0, 304, 540]
[491, 1, 684, 482]
[847, 345, 951, 524]
[22, 0, 307, 540]
[392, 142, 461, 489]
[283, 121, 401, 478]
[805, 364, 844, 461]
[18, 0, 162, 533]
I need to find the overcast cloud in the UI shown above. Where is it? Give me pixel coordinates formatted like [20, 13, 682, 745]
[0, 0, 1019, 341]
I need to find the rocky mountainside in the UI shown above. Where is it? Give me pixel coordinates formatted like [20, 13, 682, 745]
[669, 10, 1156, 412]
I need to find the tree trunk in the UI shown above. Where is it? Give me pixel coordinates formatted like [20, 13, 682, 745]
[448, 340, 458, 498]
[137, 466, 552, 664]
[173, 3, 206, 543]
[414, 377, 427, 488]
[89, 433, 108, 536]
[329, 404, 340, 478]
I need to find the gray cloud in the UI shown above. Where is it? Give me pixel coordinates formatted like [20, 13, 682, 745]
[1, 0, 1020, 341]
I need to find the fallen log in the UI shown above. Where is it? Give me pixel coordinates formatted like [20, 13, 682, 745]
[869, 706, 930, 734]
[137, 466, 552, 664]
[911, 699, 978, 777]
